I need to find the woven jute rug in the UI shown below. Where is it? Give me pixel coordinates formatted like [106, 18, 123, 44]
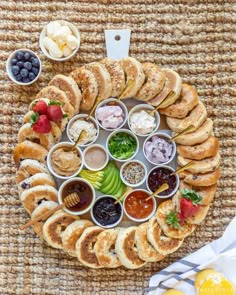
[0, 0, 235, 294]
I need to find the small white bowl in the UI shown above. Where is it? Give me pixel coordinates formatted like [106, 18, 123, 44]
[6, 49, 42, 86]
[83, 144, 109, 171]
[123, 189, 157, 223]
[47, 142, 83, 180]
[120, 160, 147, 188]
[143, 132, 176, 166]
[128, 104, 160, 137]
[146, 165, 179, 199]
[106, 129, 139, 162]
[90, 195, 124, 228]
[67, 114, 99, 147]
[95, 98, 128, 131]
[39, 20, 80, 61]
[58, 177, 95, 215]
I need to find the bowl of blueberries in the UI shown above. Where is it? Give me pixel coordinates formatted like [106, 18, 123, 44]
[6, 49, 41, 85]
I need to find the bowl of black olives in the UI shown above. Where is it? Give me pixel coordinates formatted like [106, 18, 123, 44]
[6, 49, 42, 85]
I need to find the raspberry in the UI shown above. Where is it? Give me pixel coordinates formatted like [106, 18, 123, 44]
[32, 100, 48, 115]
[47, 105, 63, 122]
[32, 115, 51, 134]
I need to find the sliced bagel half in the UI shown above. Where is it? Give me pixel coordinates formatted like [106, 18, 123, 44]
[43, 211, 79, 249]
[135, 222, 165, 262]
[20, 185, 58, 215]
[61, 219, 93, 257]
[115, 227, 146, 269]
[180, 168, 221, 187]
[75, 226, 104, 268]
[94, 228, 121, 268]
[147, 218, 184, 255]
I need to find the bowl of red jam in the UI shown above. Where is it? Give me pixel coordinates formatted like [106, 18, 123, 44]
[123, 189, 157, 222]
[146, 165, 179, 198]
[91, 195, 123, 228]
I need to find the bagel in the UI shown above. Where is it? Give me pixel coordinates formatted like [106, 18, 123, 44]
[13, 141, 48, 166]
[17, 123, 55, 150]
[135, 222, 165, 262]
[100, 58, 125, 97]
[94, 228, 122, 268]
[147, 218, 184, 255]
[61, 220, 93, 257]
[180, 168, 221, 187]
[159, 84, 199, 118]
[36, 86, 75, 118]
[15, 159, 50, 184]
[177, 153, 220, 174]
[43, 211, 79, 249]
[49, 74, 81, 113]
[118, 57, 145, 99]
[148, 68, 182, 108]
[173, 118, 213, 146]
[31, 201, 58, 240]
[69, 67, 98, 111]
[84, 62, 112, 101]
[135, 63, 165, 101]
[18, 172, 56, 194]
[20, 185, 58, 215]
[156, 200, 196, 239]
[115, 227, 146, 269]
[166, 101, 207, 133]
[75, 226, 104, 268]
[177, 136, 219, 160]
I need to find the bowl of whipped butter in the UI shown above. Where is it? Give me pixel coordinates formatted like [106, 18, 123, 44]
[40, 20, 80, 61]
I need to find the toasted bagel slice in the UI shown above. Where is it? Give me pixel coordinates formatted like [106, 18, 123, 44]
[177, 136, 219, 160]
[166, 101, 207, 133]
[36, 86, 75, 118]
[149, 69, 182, 108]
[177, 153, 220, 174]
[180, 168, 221, 187]
[135, 63, 165, 101]
[115, 227, 146, 269]
[43, 211, 79, 249]
[84, 62, 112, 101]
[69, 68, 98, 111]
[147, 218, 184, 255]
[61, 220, 93, 257]
[20, 185, 58, 215]
[18, 123, 55, 150]
[100, 58, 125, 97]
[94, 228, 121, 268]
[119, 57, 145, 99]
[156, 200, 196, 239]
[18, 172, 56, 194]
[135, 222, 165, 262]
[31, 201, 58, 240]
[16, 159, 50, 184]
[13, 141, 48, 167]
[173, 118, 213, 146]
[49, 74, 81, 113]
[75, 226, 104, 268]
[159, 84, 199, 118]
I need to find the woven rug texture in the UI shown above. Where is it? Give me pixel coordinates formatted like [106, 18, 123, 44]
[0, 0, 235, 294]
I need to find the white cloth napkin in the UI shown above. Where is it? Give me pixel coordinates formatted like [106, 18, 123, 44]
[147, 216, 236, 295]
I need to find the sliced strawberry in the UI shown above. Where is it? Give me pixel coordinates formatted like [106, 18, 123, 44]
[32, 114, 51, 133]
[178, 213, 185, 225]
[180, 198, 200, 219]
[32, 100, 48, 115]
[47, 105, 63, 122]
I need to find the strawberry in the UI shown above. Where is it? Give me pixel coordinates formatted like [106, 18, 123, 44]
[178, 213, 185, 225]
[32, 114, 51, 133]
[47, 105, 63, 122]
[32, 100, 48, 115]
[180, 198, 200, 218]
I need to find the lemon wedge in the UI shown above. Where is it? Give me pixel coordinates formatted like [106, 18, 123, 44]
[195, 268, 220, 291]
[162, 290, 186, 295]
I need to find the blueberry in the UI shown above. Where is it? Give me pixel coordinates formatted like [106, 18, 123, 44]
[11, 58, 18, 65]
[24, 52, 31, 61]
[11, 65, 20, 76]
[29, 72, 36, 81]
[32, 58, 40, 68]
[32, 67, 39, 75]
[16, 51, 24, 61]
[20, 68, 28, 78]
[15, 74, 22, 81]
[22, 77, 30, 83]
[24, 61, 32, 70]
[17, 61, 24, 68]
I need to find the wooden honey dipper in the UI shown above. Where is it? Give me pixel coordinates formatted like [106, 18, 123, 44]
[19, 192, 80, 230]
